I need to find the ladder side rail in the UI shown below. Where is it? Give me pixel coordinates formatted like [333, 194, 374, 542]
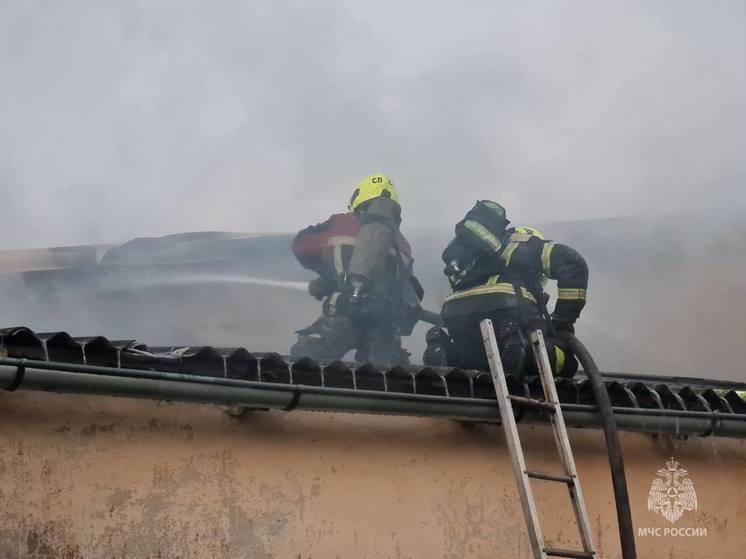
[481, 319, 548, 559]
[530, 330, 575, 471]
[530, 330, 597, 556]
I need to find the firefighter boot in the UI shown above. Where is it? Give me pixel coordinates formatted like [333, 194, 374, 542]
[498, 318, 527, 377]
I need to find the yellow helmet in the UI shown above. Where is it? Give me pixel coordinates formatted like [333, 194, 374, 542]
[515, 226, 544, 240]
[348, 173, 398, 211]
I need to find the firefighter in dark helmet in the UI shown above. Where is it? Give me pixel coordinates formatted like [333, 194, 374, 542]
[423, 200, 588, 377]
[290, 174, 424, 365]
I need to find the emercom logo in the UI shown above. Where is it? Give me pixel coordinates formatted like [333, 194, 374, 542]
[647, 457, 698, 523]
[638, 527, 708, 537]
[637, 457, 708, 538]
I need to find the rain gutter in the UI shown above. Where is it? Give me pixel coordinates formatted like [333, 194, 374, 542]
[2, 358, 746, 438]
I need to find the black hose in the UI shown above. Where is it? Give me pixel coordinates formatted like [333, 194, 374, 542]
[561, 333, 637, 559]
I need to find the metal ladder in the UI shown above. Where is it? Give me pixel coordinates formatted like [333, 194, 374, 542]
[480, 319, 598, 559]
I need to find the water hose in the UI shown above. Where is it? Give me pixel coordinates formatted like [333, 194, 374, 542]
[561, 332, 637, 559]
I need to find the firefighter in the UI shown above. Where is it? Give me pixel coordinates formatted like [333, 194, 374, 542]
[423, 200, 588, 377]
[289, 174, 422, 365]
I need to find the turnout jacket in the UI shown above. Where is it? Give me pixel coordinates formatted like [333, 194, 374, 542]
[441, 228, 588, 323]
[292, 197, 415, 299]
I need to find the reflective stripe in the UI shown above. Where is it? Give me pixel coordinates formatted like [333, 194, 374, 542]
[541, 242, 555, 275]
[555, 347, 566, 374]
[499, 232, 533, 265]
[327, 292, 341, 314]
[515, 227, 544, 240]
[333, 245, 344, 274]
[463, 220, 502, 252]
[486, 274, 501, 286]
[444, 282, 537, 304]
[327, 236, 357, 246]
[557, 288, 587, 301]
[500, 241, 520, 265]
[328, 235, 356, 274]
[509, 233, 532, 243]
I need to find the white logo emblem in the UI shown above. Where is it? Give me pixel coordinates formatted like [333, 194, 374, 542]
[647, 457, 698, 524]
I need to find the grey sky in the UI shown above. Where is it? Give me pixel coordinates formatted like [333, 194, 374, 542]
[1, 1, 745, 250]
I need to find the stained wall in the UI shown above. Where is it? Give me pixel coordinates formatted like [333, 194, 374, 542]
[0, 390, 743, 558]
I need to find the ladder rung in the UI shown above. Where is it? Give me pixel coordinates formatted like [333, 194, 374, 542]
[508, 395, 556, 413]
[481, 322, 598, 559]
[544, 547, 594, 559]
[525, 470, 574, 485]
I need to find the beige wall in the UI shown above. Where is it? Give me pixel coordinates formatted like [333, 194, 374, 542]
[0, 390, 743, 559]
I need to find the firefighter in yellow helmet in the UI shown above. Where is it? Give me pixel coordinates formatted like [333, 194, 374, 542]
[423, 201, 588, 377]
[290, 174, 423, 365]
[347, 173, 398, 211]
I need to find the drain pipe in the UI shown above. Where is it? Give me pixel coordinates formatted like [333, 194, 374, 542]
[2, 358, 746, 438]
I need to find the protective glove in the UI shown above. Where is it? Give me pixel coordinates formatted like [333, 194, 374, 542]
[331, 275, 370, 317]
[422, 327, 453, 367]
[308, 277, 336, 301]
[345, 277, 367, 311]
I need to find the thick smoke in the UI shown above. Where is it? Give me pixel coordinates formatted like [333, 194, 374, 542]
[2, 1, 745, 247]
[1, 1, 745, 379]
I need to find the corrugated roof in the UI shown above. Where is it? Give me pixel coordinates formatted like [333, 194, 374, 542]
[2, 326, 744, 416]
